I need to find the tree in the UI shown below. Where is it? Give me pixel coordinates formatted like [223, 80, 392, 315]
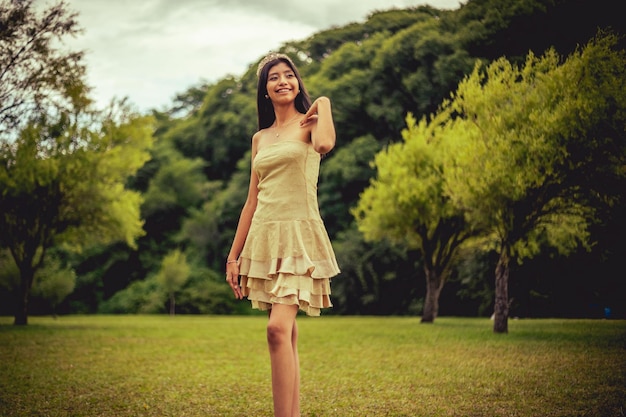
[0, 0, 88, 137]
[353, 113, 476, 322]
[442, 32, 626, 332]
[0, 0, 155, 325]
[156, 249, 190, 316]
[0, 106, 154, 325]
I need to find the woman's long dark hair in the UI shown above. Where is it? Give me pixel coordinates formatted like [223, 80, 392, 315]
[256, 54, 311, 130]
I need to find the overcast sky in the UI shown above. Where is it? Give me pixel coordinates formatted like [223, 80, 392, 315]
[57, 0, 463, 113]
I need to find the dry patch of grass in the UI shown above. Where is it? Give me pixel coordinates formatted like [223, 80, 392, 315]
[0, 315, 624, 416]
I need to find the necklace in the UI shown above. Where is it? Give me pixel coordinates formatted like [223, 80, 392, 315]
[273, 114, 301, 138]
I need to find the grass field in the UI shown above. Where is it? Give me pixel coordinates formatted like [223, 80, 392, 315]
[0, 315, 624, 417]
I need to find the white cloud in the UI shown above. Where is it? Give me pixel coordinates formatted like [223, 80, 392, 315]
[58, 0, 462, 112]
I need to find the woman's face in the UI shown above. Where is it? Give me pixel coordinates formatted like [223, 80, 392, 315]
[265, 61, 300, 104]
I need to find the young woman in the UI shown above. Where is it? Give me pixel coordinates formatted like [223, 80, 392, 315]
[225, 52, 340, 417]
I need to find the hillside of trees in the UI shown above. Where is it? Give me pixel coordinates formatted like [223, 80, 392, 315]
[1, 0, 624, 324]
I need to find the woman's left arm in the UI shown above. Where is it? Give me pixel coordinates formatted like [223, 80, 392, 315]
[302, 96, 336, 154]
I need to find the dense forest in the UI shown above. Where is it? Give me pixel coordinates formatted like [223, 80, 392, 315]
[1, 0, 625, 324]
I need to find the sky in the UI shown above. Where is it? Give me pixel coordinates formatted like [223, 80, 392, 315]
[55, 0, 463, 113]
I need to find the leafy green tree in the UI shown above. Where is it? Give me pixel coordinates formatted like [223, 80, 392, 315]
[0, 106, 154, 325]
[0, 0, 155, 325]
[442, 32, 626, 332]
[353, 114, 476, 322]
[156, 249, 190, 316]
[177, 182, 225, 264]
[63, 242, 138, 313]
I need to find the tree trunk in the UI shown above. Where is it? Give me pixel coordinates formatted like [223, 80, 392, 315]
[14, 265, 35, 326]
[493, 248, 510, 334]
[421, 269, 442, 323]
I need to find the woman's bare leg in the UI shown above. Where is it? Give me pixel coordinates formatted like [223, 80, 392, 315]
[291, 319, 300, 416]
[267, 304, 300, 417]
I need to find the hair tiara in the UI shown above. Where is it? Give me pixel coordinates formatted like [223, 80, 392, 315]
[256, 52, 294, 77]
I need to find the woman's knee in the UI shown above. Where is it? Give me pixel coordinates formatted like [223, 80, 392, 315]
[267, 321, 291, 347]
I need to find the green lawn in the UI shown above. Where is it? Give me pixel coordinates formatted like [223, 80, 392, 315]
[0, 315, 624, 417]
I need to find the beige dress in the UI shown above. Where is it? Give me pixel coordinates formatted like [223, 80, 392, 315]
[239, 140, 340, 316]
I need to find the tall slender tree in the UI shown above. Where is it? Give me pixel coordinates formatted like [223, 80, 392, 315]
[443, 32, 626, 332]
[353, 113, 476, 322]
[156, 249, 190, 316]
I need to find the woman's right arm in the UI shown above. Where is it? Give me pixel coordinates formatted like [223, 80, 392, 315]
[226, 133, 260, 297]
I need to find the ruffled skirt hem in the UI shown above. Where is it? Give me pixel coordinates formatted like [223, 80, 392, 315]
[241, 272, 333, 317]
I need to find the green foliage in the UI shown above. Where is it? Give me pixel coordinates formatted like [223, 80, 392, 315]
[141, 143, 207, 218]
[0, 99, 154, 323]
[0, 0, 88, 136]
[175, 267, 251, 315]
[445, 32, 626, 259]
[0, 249, 19, 293]
[31, 254, 76, 312]
[366, 18, 475, 135]
[306, 34, 383, 140]
[155, 249, 190, 315]
[434, 31, 626, 330]
[163, 77, 256, 182]
[99, 275, 163, 314]
[167, 81, 210, 118]
[318, 135, 381, 235]
[177, 152, 251, 271]
[353, 113, 475, 321]
[354, 113, 470, 252]
[1, 109, 154, 252]
[176, 182, 226, 259]
[292, 7, 447, 62]
[353, 31, 626, 324]
[449, 247, 496, 317]
[99, 260, 247, 315]
[330, 226, 423, 315]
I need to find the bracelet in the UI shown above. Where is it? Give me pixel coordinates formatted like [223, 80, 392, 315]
[226, 259, 237, 264]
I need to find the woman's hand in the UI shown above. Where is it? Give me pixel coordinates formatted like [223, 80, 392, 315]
[300, 96, 330, 126]
[226, 261, 243, 299]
